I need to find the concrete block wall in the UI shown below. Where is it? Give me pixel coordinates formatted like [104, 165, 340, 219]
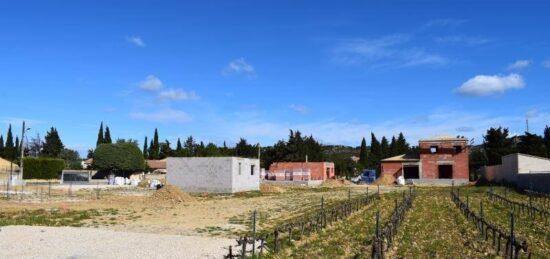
[167, 157, 259, 193]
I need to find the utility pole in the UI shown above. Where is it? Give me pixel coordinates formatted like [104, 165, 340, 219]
[19, 121, 29, 182]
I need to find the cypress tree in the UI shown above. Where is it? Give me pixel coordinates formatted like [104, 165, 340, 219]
[104, 126, 112, 144]
[143, 136, 148, 159]
[5, 124, 15, 160]
[0, 134, 4, 158]
[176, 138, 183, 152]
[148, 139, 154, 159]
[96, 122, 104, 147]
[149, 129, 160, 159]
[544, 126, 550, 158]
[368, 133, 381, 168]
[359, 137, 368, 167]
[15, 136, 20, 159]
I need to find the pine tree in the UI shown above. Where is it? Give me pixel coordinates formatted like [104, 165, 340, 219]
[544, 126, 550, 158]
[159, 140, 173, 159]
[104, 126, 112, 144]
[389, 136, 397, 157]
[5, 124, 15, 160]
[184, 136, 196, 157]
[517, 132, 547, 157]
[42, 127, 64, 157]
[380, 136, 389, 159]
[359, 137, 368, 167]
[96, 122, 104, 147]
[396, 132, 410, 155]
[143, 136, 148, 159]
[483, 127, 515, 165]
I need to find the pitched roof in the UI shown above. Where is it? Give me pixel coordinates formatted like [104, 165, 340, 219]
[0, 157, 20, 171]
[147, 159, 167, 169]
[381, 153, 420, 162]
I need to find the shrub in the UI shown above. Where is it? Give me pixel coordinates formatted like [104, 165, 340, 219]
[23, 157, 65, 179]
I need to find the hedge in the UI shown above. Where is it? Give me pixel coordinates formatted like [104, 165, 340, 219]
[23, 157, 65, 179]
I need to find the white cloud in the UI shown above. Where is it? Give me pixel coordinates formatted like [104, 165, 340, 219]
[507, 60, 531, 70]
[158, 89, 199, 101]
[289, 104, 310, 114]
[455, 73, 525, 96]
[129, 109, 191, 124]
[332, 34, 447, 68]
[126, 36, 145, 47]
[434, 35, 490, 46]
[222, 58, 255, 77]
[542, 60, 550, 69]
[139, 75, 163, 91]
[423, 18, 467, 28]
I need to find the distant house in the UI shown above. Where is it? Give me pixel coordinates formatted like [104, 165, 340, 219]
[167, 157, 260, 193]
[267, 162, 335, 181]
[0, 157, 20, 173]
[482, 153, 550, 192]
[381, 136, 470, 183]
[147, 159, 167, 174]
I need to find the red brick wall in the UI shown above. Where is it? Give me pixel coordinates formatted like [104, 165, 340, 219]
[381, 162, 403, 178]
[268, 162, 335, 181]
[419, 140, 469, 180]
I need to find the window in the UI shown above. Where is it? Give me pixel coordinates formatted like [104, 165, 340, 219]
[453, 145, 463, 154]
[251, 165, 255, 175]
[430, 146, 438, 154]
[238, 162, 242, 175]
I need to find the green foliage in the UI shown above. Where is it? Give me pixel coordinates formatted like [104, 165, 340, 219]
[262, 130, 325, 169]
[483, 127, 515, 165]
[159, 140, 174, 159]
[96, 122, 104, 147]
[59, 148, 81, 169]
[359, 137, 368, 167]
[41, 127, 64, 158]
[469, 147, 487, 181]
[142, 136, 148, 159]
[92, 142, 145, 174]
[517, 132, 547, 157]
[234, 138, 257, 158]
[380, 136, 389, 159]
[148, 129, 160, 159]
[3, 124, 16, 160]
[395, 132, 410, 155]
[104, 126, 112, 144]
[23, 157, 65, 179]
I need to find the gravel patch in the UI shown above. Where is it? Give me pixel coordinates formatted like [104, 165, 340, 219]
[0, 226, 234, 259]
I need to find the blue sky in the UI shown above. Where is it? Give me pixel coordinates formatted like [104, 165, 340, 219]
[1, 1, 550, 155]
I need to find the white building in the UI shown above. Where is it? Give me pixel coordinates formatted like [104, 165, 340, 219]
[166, 157, 260, 193]
[483, 153, 550, 192]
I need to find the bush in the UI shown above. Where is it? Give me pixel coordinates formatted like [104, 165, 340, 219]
[23, 157, 65, 179]
[92, 142, 144, 176]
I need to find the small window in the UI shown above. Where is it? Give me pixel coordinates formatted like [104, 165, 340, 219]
[251, 165, 255, 175]
[430, 146, 438, 154]
[238, 162, 242, 175]
[453, 145, 463, 154]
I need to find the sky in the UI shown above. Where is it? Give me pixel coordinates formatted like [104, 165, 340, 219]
[1, 0, 550, 156]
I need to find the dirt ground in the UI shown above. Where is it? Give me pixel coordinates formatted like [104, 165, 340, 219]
[0, 184, 400, 238]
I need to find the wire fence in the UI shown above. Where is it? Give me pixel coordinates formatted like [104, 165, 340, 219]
[371, 187, 416, 259]
[487, 188, 549, 223]
[225, 187, 382, 258]
[1, 181, 103, 202]
[450, 188, 531, 259]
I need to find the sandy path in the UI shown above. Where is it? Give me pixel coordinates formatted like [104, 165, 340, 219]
[0, 226, 234, 259]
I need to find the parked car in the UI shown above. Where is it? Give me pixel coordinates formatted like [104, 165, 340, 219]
[351, 169, 377, 184]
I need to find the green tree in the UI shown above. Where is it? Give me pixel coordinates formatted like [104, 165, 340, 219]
[517, 132, 547, 157]
[176, 138, 183, 153]
[389, 136, 397, 157]
[469, 147, 487, 181]
[4, 125, 15, 160]
[358, 137, 368, 167]
[483, 127, 515, 166]
[204, 143, 220, 156]
[183, 136, 196, 157]
[395, 132, 410, 155]
[104, 126, 112, 144]
[15, 136, 20, 160]
[142, 136, 148, 159]
[235, 138, 256, 158]
[0, 134, 4, 158]
[41, 127, 64, 158]
[368, 133, 381, 168]
[148, 128, 160, 159]
[96, 122, 104, 147]
[159, 140, 174, 159]
[92, 142, 145, 176]
[59, 148, 81, 169]
[544, 126, 550, 158]
[380, 136, 389, 159]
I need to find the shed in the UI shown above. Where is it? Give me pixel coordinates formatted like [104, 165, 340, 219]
[166, 157, 260, 193]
